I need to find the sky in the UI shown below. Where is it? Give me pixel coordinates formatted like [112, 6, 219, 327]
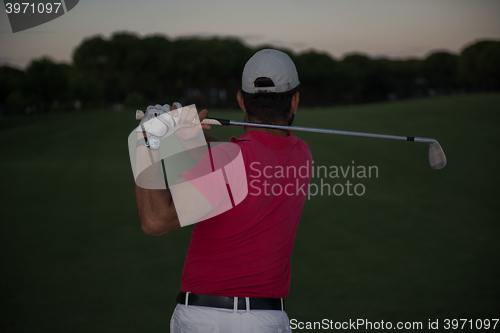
[0, 0, 499, 68]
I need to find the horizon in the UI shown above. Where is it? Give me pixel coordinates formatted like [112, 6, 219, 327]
[3, 31, 496, 70]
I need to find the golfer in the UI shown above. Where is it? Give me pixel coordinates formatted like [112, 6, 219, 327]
[135, 49, 312, 332]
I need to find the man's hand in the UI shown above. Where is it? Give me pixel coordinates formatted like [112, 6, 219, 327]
[137, 103, 183, 137]
[174, 106, 211, 142]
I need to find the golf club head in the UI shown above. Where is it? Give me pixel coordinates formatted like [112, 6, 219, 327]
[428, 141, 447, 170]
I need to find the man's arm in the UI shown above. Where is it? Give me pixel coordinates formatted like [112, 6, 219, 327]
[134, 107, 214, 235]
[135, 175, 213, 235]
[205, 132, 224, 143]
[135, 182, 180, 236]
[134, 143, 180, 235]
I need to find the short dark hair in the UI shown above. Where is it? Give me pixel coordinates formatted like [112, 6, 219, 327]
[241, 77, 298, 125]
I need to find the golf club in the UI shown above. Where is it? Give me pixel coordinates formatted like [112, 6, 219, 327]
[201, 118, 447, 170]
[135, 110, 446, 170]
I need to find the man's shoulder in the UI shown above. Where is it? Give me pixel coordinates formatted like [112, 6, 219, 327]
[294, 135, 311, 149]
[290, 135, 312, 160]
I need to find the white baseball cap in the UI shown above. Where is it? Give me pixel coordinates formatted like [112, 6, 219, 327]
[242, 49, 300, 93]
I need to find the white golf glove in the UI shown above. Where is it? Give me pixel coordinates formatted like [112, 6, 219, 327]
[136, 102, 183, 137]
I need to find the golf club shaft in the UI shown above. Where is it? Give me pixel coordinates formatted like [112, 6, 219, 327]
[202, 118, 438, 144]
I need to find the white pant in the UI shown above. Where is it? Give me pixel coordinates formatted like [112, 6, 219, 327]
[170, 303, 292, 333]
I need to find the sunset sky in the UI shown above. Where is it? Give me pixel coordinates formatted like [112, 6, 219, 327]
[1, 0, 499, 68]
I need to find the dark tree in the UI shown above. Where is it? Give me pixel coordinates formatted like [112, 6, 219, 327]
[342, 53, 397, 103]
[459, 40, 500, 91]
[24, 57, 71, 113]
[0, 65, 25, 114]
[422, 51, 458, 93]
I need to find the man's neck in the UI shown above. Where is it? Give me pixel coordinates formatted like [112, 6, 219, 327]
[243, 117, 290, 137]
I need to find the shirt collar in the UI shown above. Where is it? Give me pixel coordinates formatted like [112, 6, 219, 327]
[230, 130, 297, 149]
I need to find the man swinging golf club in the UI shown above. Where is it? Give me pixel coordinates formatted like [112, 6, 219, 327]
[135, 49, 312, 332]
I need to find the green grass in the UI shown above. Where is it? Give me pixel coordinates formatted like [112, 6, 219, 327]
[1, 93, 499, 332]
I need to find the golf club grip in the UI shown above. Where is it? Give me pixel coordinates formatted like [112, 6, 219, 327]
[201, 118, 230, 126]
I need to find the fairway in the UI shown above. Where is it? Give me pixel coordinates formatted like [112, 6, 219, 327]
[1, 93, 499, 332]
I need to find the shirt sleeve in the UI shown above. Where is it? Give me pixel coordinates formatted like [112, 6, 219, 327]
[179, 142, 246, 215]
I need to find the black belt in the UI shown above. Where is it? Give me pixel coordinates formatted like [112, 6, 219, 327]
[177, 292, 284, 311]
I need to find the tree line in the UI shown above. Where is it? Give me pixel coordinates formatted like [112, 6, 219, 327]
[1, 32, 499, 114]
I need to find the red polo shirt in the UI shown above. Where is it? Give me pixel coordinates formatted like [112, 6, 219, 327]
[179, 130, 312, 298]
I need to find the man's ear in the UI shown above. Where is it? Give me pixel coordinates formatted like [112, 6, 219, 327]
[291, 92, 300, 115]
[237, 91, 247, 114]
